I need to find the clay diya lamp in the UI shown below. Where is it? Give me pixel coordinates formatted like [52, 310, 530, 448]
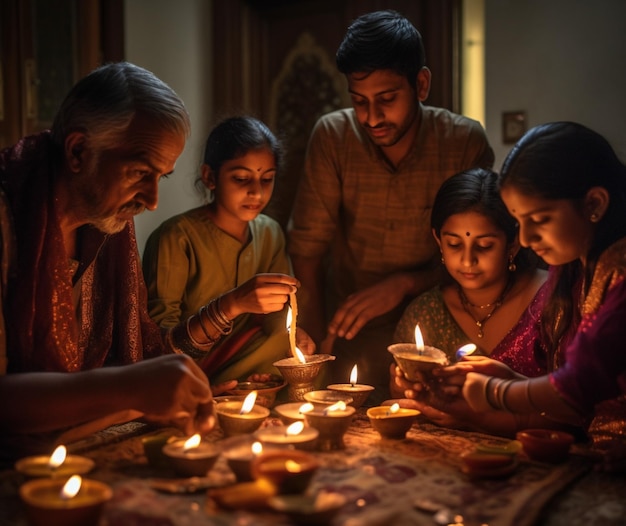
[367, 402, 420, 439]
[274, 402, 315, 425]
[215, 391, 270, 437]
[225, 374, 287, 408]
[221, 436, 265, 482]
[255, 421, 319, 451]
[303, 401, 355, 451]
[303, 389, 354, 408]
[516, 429, 575, 463]
[273, 348, 335, 402]
[251, 449, 319, 494]
[15, 445, 95, 478]
[388, 324, 449, 390]
[327, 364, 375, 408]
[20, 474, 112, 526]
[161, 433, 221, 477]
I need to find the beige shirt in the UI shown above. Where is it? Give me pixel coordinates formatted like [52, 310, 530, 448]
[289, 106, 495, 308]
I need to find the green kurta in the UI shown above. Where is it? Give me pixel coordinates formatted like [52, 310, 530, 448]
[143, 207, 292, 384]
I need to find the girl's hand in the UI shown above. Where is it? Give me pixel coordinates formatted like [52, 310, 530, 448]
[295, 327, 316, 355]
[221, 273, 299, 318]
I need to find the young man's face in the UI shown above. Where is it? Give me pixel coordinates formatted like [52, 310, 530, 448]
[347, 69, 426, 148]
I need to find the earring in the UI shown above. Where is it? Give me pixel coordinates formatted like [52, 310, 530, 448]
[206, 188, 215, 204]
[440, 253, 445, 264]
[590, 212, 599, 222]
[508, 254, 517, 272]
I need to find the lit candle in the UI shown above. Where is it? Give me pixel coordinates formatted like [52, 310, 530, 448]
[215, 390, 270, 437]
[455, 343, 478, 361]
[274, 402, 314, 425]
[251, 449, 319, 494]
[254, 421, 319, 451]
[19, 474, 112, 526]
[304, 403, 356, 451]
[273, 353, 336, 402]
[326, 364, 375, 408]
[15, 445, 95, 478]
[387, 324, 449, 385]
[222, 437, 265, 482]
[161, 434, 222, 477]
[367, 403, 420, 439]
[286, 294, 298, 358]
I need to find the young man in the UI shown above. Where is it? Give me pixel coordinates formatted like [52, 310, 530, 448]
[0, 62, 222, 459]
[288, 10, 494, 402]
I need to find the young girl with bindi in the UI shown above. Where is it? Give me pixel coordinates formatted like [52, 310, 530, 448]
[143, 116, 315, 386]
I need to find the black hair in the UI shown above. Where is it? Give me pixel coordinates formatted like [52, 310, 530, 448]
[336, 10, 425, 90]
[499, 121, 626, 368]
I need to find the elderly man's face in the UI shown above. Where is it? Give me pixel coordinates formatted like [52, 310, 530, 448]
[75, 115, 186, 234]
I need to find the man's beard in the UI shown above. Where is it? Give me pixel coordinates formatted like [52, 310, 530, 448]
[89, 202, 145, 235]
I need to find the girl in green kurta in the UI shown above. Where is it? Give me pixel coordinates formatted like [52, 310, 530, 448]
[143, 116, 315, 385]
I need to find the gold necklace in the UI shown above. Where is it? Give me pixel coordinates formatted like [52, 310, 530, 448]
[457, 280, 513, 338]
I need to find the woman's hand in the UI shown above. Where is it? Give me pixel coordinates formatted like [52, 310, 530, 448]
[295, 327, 316, 355]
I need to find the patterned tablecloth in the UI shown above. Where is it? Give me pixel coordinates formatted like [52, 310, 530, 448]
[2, 412, 625, 526]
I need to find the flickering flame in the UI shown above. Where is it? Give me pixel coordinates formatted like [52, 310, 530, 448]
[183, 434, 201, 451]
[456, 343, 477, 360]
[286, 307, 292, 330]
[294, 347, 306, 364]
[414, 324, 425, 352]
[298, 403, 314, 414]
[252, 441, 263, 455]
[48, 445, 67, 469]
[240, 391, 258, 414]
[324, 401, 347, 414]
[389, 403, 400, 414]
[286, 421, 305, 436]
[285, 459, 302, 473]
[349, 364, 358, 386]
[60, 475, 81, 500]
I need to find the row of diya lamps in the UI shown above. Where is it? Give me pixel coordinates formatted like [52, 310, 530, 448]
[14, 323, 469, 525]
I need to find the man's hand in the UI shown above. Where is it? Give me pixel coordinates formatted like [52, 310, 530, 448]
[327, 274, 410, 340]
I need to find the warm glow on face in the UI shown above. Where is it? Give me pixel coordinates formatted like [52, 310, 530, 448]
[324, 401, 347, 414]
[60, 475, 81, 500]
[414, 324, 425, 351]
[299, 403, 314, 414]
[294, 347, 306, 364]
[286, 421, 304, 436]
[285, 459, 302, 473]
[48, 445, 67, 469]
[349, 364, 358, 385]
[389, 403, 400, 414]
[252, 441, 263, 455]
[183, 434, 201, 451]
[240, 391, 258, 414]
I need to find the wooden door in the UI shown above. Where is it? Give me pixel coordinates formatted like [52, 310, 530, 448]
[0, 0, 124, 149]
[212, 0, 461, 228]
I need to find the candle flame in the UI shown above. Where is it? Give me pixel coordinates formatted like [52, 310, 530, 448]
[294, 347, 306, 364]
[48, 445, 67, 469]
[240, 391, 258, 414]
[298, 403, 314, 414]
[349, 364, 358, 386]
[252, 441, 263, 455]
[324, 401, 346, 414]
[414, 324, 425, 352]
[285, 459, 302, 473]
[286, 421, 304, 436]
[183, 433, 201, 451]
[389, 403, 400, 414]
[286, 307, 292, 330]
[60, 475, 81, 500]
[456, 343, 477, 360]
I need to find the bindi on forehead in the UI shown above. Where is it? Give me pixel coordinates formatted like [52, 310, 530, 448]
[466, 232, 471, 237]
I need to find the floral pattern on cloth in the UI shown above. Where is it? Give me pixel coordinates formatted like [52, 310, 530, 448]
[0, 414, 599, 526]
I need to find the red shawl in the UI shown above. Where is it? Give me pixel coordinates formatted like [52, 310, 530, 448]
[0, 131, 166, 372]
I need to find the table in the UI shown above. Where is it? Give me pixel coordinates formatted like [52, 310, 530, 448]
[2, 411, 625, 526]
